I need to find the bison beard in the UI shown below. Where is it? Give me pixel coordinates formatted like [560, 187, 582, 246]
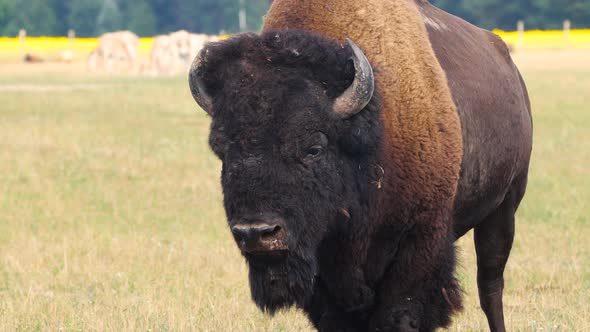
[248, 252, 317, 314]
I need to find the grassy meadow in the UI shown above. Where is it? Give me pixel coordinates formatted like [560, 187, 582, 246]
[0, 48, 589, 331]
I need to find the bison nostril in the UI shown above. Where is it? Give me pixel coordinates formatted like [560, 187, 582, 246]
[231, 223, 281, 242]
[260, 225, 281, 238]
[231, 225, 249, 241]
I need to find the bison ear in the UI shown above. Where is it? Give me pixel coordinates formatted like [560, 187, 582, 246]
[332, 39, 375, 119]
[188, 48, 214, 115]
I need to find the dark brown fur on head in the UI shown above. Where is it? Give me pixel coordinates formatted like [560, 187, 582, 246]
[193, 30, 383, 313]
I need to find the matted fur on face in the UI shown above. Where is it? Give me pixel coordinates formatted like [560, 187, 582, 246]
[194, 30, 383, 313]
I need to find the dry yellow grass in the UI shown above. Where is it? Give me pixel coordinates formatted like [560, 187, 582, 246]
[0, 49, 588, 331]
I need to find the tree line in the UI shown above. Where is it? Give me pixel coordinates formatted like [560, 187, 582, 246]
[0, 0, 588, 37]
[431, 0, 590, 30]
[0, 0, 272, 37]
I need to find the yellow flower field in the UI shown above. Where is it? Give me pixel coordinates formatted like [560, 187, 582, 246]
[0, 30, 588, 62]
[494, 29, 590, 49]
[0, 37, 154, 60]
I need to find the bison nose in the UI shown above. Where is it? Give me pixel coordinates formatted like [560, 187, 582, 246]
[231, 223, 279, 242]
[231, 223, 287, 253]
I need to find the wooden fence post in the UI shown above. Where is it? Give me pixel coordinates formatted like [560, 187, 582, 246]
[68, 29, 76, 49]
[517, 20, 525, 51]
[564, 20, 571, 48]
[19, 29, 26, 54]
[238, 0, 247, 32]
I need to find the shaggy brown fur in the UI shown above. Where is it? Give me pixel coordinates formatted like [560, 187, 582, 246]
[418, 3, 533, 331]
[263, 1, 464, 194]
[265, 0, 464, 329]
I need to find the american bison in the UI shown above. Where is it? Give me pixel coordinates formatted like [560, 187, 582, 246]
[149, 31, 218, 76]
[88, 31, 139, 73]
[189, 0, 532, 331]
[23, 53, 44, 63]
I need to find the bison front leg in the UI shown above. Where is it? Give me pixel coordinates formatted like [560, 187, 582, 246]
[367, 222, 462, 332]
[321, 264, 375, 315]
[317, 214, 375, 317]
[304, 280, 364, 332]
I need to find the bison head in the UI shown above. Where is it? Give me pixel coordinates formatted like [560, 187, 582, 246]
[189, 31, 383, 313]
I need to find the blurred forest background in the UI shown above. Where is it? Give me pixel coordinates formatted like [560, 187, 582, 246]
[0, 0, 589, 37]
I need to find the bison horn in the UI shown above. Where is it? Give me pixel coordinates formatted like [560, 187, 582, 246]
[332, 39, 375, 119]
[188, 48, 213, 114]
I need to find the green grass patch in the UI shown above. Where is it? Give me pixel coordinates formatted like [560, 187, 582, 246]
[0, 50, 588, 330]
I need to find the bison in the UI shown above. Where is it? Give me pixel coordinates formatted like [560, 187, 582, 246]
[23, 53, 44, 63]
[88, 31, 139, 73]
[189, 1, 532, 331]
[149, 31, 219, 76]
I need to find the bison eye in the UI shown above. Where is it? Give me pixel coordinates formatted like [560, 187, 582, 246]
[302, 133, 328, 163]
[306, 145, 323, 158]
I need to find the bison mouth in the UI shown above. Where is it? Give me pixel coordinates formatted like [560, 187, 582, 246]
[247, 251, 318, 314]
[246, 250, 289, 265]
